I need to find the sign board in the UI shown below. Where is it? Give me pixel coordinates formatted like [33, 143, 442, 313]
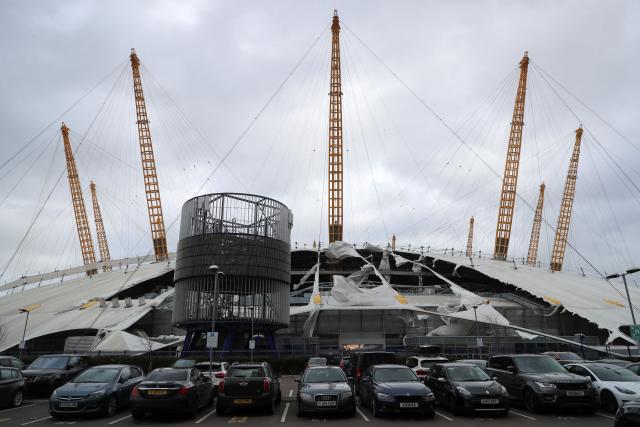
[476, 337, 483, 348]
[206, 332, 218, 349]
[630, 325, 640, 342]
[249, 339, 256, 350]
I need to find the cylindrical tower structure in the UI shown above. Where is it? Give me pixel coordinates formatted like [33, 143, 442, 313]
[173, 193, 293, 350]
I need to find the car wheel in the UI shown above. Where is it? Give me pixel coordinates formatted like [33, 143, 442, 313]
[448, 395, 460, 415]
[103, 395, 118, 417]
[296, 401, 305, 417]
[10, 389, 24, 407]
[371, 397, 382, 418]
[524, 388, 541, 414]
[601, 390, 619, 413]
[265, 397, 275, 415]
[131, 409, 145, 420]
[188, 395, 199, 418]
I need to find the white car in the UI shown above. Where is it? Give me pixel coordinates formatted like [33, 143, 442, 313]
[405, 356, 448, 380]
[195, 361, 229, 393]
[566, 362, 640, 413]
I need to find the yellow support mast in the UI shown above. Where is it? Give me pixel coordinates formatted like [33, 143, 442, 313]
[130, 49, 169, 261]
[550, 127, 583, 272]
[328, 10, 344, 244]
[61, 123, 97, 275]
[526, 183, 545, 267]
[494, 52, 530, 260]
[90, 181, 112, 272]
[466, 217, 474, 257]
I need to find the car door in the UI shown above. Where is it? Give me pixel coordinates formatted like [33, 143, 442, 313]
[426, 365, 441, 401]
[434, 365, 451, 403]
[359, 367, 373, 402]
[115, 367, 131, 403]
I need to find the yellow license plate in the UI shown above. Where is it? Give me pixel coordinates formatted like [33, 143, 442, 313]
[233, 399, 253, 404]
[148, 389, 167, 396]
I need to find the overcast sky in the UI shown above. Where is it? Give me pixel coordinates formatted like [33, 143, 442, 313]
[1, 0, 639, 283]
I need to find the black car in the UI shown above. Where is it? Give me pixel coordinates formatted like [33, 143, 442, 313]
[427, 363, 509, 415]
[352, 351, 396, 393]
[616, 395, 640, 427]
[296, 366, 355, 417]
[216, 362, 281, 415]
[49, 365, 144, 418]
[22, 354, 90, 395]
[0, 367, 25, 408]
[0, 356, 26, 370]
[130, 367, 213, 419]
[486, 354, 598, 413]
[359, 364, 435, 418]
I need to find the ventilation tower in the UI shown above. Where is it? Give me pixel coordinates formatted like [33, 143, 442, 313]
[90, 181, 112, 271]
[466, 217, 474, 257]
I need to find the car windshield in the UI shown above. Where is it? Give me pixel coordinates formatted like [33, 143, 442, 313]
[590, 366, 640, 382]
[447, 365, 490, 382]
[227, 367, 265, 378]
[557, 353, 582, 360]
[374, 367, 418, 382]
[72, 368, 120, 383]
[28, 356, 69, 370]
[514, 357, 567, 374]
[146, 370, 188, 381]
[308, 358, 327, 366]
[303, 368, 346, 383]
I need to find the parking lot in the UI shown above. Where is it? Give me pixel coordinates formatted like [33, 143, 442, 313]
[1, 377, 616, 427]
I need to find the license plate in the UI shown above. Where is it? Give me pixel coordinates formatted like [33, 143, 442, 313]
[316, 401, 337, 407]
[233, 399, 253, 404]
[481, 399, 500, 405]
[566, 391, 584, 397]
[59, 402, 78, 408]
[400, 402, 419, 408]
[147, 389, 167, 396]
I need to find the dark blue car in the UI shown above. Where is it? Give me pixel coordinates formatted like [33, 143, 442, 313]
[49, 365, 144, 418]
[359, 364, 435, 418]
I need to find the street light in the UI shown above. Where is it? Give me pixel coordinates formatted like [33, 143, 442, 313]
[18, 303, 41, 359]
[208, 265, 224, 380]
[606, 267, 640, 325]
[248, 306, 255, 362]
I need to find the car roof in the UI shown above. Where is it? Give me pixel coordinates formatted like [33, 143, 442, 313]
[36, 354, 83, 357]
[440, 362, 482, 367]
[455, 359, 485, 362]
[229, 364, 264, 368]
[491, 354, 548, 358]
[373, 364, 408, 369]
[569, 362, 625, 368]
[411, 356, 448, 360]
[87, 364, 129, 369]
[307, 365, 341, 369]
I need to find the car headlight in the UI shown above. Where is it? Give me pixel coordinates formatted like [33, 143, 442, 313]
[534, 382, 557, 389]
[455, 385, 471, 397]
[89, 390, 106, 397]
[615, 386, 636, 395]
[375, 392, 395, 402]
[341, 391, 353, 399]
[299, 393, 313, 401]
[422, 392, 435, 401]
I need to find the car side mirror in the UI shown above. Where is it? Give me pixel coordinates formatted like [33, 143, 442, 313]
[437, 377, 446, 383]
[506, 366, 516, 373]
[294, 377, 300, 383]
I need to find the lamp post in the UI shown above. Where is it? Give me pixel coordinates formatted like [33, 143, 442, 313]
[606, 267, 640, 326]
[18, 304, 41, 359]
[472, 305, 479, 358]
[208, 265, 224, 380]
[249, 306, 255, 362]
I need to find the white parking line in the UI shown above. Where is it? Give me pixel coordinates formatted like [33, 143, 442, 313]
[281, 402, 290, 422]
[509, 410, 536, 420]
[355, 407, 369, 422]
[21, 416, 51, 426]
[196, 409, 216, 423]
[0, 404, 35, 413]
[288, 390, 293, 397]
[435, 411, 454, 421]
[595, 412, 614, 420]
[108, 415, 131, 425]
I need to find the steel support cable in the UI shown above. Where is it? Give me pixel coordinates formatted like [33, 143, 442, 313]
[1, 63, 128, 282]
[0, 59, 128, 176]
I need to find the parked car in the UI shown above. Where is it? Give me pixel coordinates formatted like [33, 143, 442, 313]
[426, 363, 509, 415]
[194, 362, 229, 394]
[130, 367, 213, 419]
[566, 362, 640, 413]
[595, 359, 633, 368]
[22, 354, 90, 395]
[542, 352, 583, 365]
[0, 356, 26, 370]
[626, 363, 640, 376]
[405, 355, 449, 380]
[615, 395, 640, 427]
[359, 364, 435, 418]
[49, 365, 144, 418]
[454, 359, 488, 370]
[295, 366, 355, 417]
[352, 351, 396, 393]
[216, 362, 281, 415]
[307, 357, 327, 368]
[486, 354, 598, 413]
[0, 367, 25, 408]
